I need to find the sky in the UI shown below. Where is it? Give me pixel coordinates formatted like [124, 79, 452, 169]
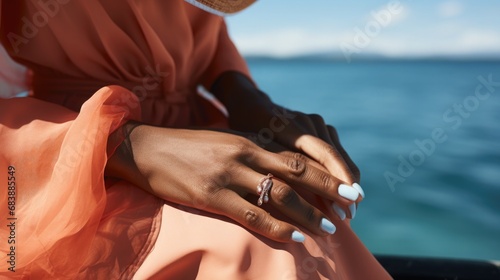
[225, 0, 500, 58]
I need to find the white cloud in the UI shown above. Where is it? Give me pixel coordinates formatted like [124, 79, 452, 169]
[364, 28, 500, 58]
[232, 29, 350, 57]
[439, 1, 464, 18]
[368, 1, 409, 26]
[390, 6, 409, 25]
[458, 29, 500, 53]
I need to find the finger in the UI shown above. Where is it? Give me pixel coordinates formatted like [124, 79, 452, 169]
[295, 134, 357, 186]
[271, 152, 355, 219]
[320, 125, 363, 205]
[250, 150, 360, 205]
[275, 142, 359, 218]
[207, 188, 306, 243]
[274, 113, 348, 180]
[277, 150, 325, 171]
[327, 126, 361, 183]
[302, 115, 357, 186]
[244, 160, 352, 221]
[242, 172, 336, 235]
[273, 114, 359, 199]
[308, 114, 334, 146]
[270, 180, 337, 235]
[263, 140, 333, 172]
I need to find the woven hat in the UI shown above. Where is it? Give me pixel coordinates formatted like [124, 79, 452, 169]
[185, 0, 256, 16]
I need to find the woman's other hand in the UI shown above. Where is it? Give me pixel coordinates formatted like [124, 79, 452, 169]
[211, 72, 364, 203]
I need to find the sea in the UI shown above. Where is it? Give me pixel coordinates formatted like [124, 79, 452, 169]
[246, 58, 500, 261]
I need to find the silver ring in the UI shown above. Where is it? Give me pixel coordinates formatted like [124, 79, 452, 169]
[257, 173, 273, 206]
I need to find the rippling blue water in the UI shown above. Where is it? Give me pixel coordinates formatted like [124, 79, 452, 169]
[247, 59, 500, 261]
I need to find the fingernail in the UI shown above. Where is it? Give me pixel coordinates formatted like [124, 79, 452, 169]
[320, 218, 336, 234]
[332, 202, 346, 220]
[291, 231, 305, 243]
[349, 203, 357, 219]
[352, 183, 365, 198]
[338, 184, 359, 201]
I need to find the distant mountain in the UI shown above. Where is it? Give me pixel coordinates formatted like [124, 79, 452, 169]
[243, 51, 500, 62]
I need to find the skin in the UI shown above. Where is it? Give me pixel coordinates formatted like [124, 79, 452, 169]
[106, 71, 361, 243]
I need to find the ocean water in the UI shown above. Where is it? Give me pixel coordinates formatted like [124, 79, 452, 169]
[246, 58, 500, 261]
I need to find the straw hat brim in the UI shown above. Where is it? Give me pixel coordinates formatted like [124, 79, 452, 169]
[185, 0, 256, 16]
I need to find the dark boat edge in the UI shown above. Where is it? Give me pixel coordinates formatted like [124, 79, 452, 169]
[375, 255, 500, 280]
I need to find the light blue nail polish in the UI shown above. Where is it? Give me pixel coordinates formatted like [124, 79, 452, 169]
[332, 203, 346, 221]
[338, 184, 359, 201]
[291, 231, 305, 243]
[352, 183, 365, 198]
[349, 203, 357, 219]
[320, 218, 336, 234]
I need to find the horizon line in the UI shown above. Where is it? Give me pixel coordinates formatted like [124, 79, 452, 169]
[242, 53, 500, 62]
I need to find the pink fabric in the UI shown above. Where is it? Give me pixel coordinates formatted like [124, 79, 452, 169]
[0, 0, 391, 279]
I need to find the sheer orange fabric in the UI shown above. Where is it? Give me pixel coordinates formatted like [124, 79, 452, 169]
[0, 87, 163, 278]
[0, 0, 391, 279]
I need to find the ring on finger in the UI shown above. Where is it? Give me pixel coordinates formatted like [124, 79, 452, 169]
[257, 173, 274, 206]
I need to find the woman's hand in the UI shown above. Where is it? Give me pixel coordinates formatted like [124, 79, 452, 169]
[106, 123, 361, 243]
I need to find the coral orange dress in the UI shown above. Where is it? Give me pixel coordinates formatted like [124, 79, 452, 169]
[0, 1, 391, 279]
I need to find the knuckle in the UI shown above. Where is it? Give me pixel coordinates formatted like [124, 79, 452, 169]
[243, 209, 279, 237]
[231, 136, 254, 158]
[215, 171, 233, 188]
[328, 125, 338, 135]
[199, 180, 222, 196]
[233, 137, 249, 150]
[243, 209, 261, 228]
[278, 150, 294, 158]
[319, 173, 334, 192]
[308, 113, 324, 123]
[305, 207, 316, 223]
[324, 145, 342, 159]
[293, 152, 307, 161]
[268, 222, 283, 239]
[296, 113, 309, 121]
[287, 153, 306, 175]
[272, 184, 296, 206]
